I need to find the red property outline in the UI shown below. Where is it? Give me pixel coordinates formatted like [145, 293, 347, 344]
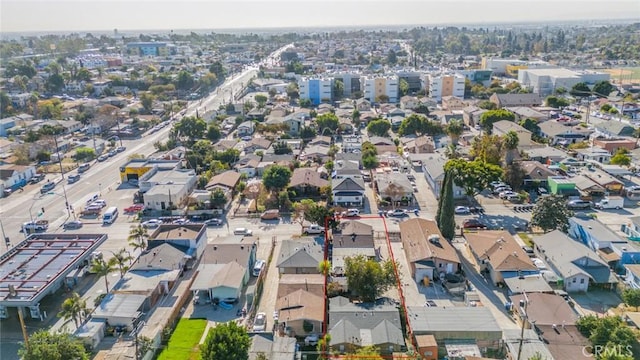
[319, 214, 419, 359]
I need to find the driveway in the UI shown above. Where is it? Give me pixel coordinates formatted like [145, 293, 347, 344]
[571, 290, 622, 316]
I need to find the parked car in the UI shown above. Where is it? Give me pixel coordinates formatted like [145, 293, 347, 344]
[172, 218, 189, 225]
[454, 206, 470, 214]
[90, 199, 107, 208]
[77, 163, 91, 173]
[304, 224, 325, 235]
[567, 200, 592, 210]
[387, 209, 408, 217]
[124, 204, 145, 213]
[97, 154, 108, 162]
[108, 150, 117, 157]
[260, 209, 280, 220]
[204, 218, 223, 226]
[252, 312, 267, 332]
[142, 219, 163, 228]
[499, 191, 518, 199]
[40, 181, 56, 194]
[252, 260, 266, 276]
[233, 227, 253, 236]
[342, 208, 360, 217]
[30, 174, 46, 184]
[463, 218, 488, 229]
[116, 146, 126, 153]
[493, 186, 511, 195]
[67, 174, 81, 184]
[63, 220, 83, 230]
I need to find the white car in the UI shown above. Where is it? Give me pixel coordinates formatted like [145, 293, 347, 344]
[305, 334, 319, 346]
[233, 227, 253, 236]
[499, 191, 518, 199]
[142, 219, 163, 228]
[252, 312, 266, 332]
[454, 206, 470, 214]
[387, 209, 408, 217]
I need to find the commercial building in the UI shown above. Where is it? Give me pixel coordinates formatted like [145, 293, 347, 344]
[0, 233, 107, 319]
[118, 159, 182, 183]
[518, 68, 610, 96]
[126, 42, 173, 57]
[426, 73, 465, 101]
[362, 75, 399, 103]
[456, 69, 493, 87]
[298, 77, 333, 105]
[481, 57, 551, 76]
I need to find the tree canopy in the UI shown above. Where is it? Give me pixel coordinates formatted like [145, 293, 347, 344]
[200, 321, 251, 360]
[530, 194, 573, 232]
[576, 315, 638, 359]
[570, 82, 591, 97]
[315, 113, 339, 134]
[437, 169, 456, 240]
[366, 119, 391, 137]
[344, 255, 397, 302]
[592, 80, 615, 97]
[397, 114, 442, 136]
[545, 95, 570, 108]
[262, 165, 292, 191]
[173, 116, 207, 143]
[610, 148, 631, 166]
[479, 109, 515, 133]
[19, 329, 89, 360]
[444, 158, 503, 196]
[622, 288, 640, 311]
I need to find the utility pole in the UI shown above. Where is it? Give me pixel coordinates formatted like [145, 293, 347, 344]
[18, 307, 29, 351]
[0, 218, 9, 250]
[516, 291, 530, 360]
[53, 135, 65, 180]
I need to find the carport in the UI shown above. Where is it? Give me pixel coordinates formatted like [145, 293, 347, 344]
[414, 262, 435, 283]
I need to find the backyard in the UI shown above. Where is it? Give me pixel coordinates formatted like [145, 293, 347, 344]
[157, 318, 208, 360]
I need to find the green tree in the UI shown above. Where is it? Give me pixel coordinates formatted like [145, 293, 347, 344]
[262, 165, 292, 192]
[316, 113, 339, 134]
[438, 169, 455, 240]
[503, 161, 526, 191]
[45, 73, 65, 93]
[18, 330, 89, 360]
[399, 78, 410, 96]
[90, 257, 115, 294]
[470, 134, 504, 165]
[0, 91, 12, 116]
[200, 321, 251, 360]
[593, 80, 615, 97]
[610, 148, 631, 166]
[445, 119, 463, 145]
[74, 147, 96, 161]
[300, 126, 317, 139]
[366, 119, 391, 137]
[478, 100, 497, 110]
[140, 92, 155, 113]
[318, 259, 332, 276]
[109, 248, 132, 279]
[545, 95, 571, 108]
[128, 225, 149, 252]
[444, 159, 503, 196]
[254, 94, 268, 107]
[344, 255, 396, 302]
[570, 82, 591, 97]
[345, 345, 384, 360]
[175, 70, 195, 90]
[622, 288, 640, 311]
[206, 124, 222, 142]
[503, 130, 520, 165]
[209, 61, 226, 79]
[293, 199, 315, 232]
[210, 188, 228, 208]
[58, 292, 88, 328]
[362, 155, 379, 170]
[174, 116, 207, 143]
[333, 79, 344, 99]
[287, 82, 299, 99]
[479, 109, 515, 134]
[386, 49, 398, 65]
[531, 194, 573, 233]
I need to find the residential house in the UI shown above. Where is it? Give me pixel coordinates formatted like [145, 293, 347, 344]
[275, 289, 324, 337]
[283, 114, 303, 136]
[234, 157, 260, 178]
[205, 170, 241, 192]
[244, 138, 272, 154]
[575, 148, 612, 164]
[237, 121, 255, 136]
[462, 106, 487, 127]
[332, 177, 365, 207]
[489, 93, 542, 108]
[328, 296, 405, 354]
[148, 224, 208, 259]
[572, 175, 606, 197]
[593, 138, 636, 154]
[519, 161, 557, 189]
[355, 98, 371, 111]
[332, 221, 376, 275]
[538, 121, 591, 146]
[624, 265, 640, 289]
[399, 218, 460, 282]
[248, 334, 296, 360]
[510, 293, 590, 360]
[440, 96, 466, 110]
[301, 144, 331, 163]
[308, 136, 332, 147]
[276, 238, 324, 274]
[400, 95, 419, 110]
[492, 120, 532, 146]
[212, 139, 238, 152]
[376, 172, 415, 206]
[525, 146, 568, 164]
[0, 164, 36, 190]
[277, 274, 325, 298]
[405, 135, 435, 154]
[139, 169, 197, 194]
[595, 122, 635, 138]
[584, 168, 624, 194]
[289, 168, 329, 195]
[144, 184, 188, 211]
[465, 231, 538, 285]
[505, 106, 547, 122]
[534, 230, 616, 292]
[414, 152, 465, 199]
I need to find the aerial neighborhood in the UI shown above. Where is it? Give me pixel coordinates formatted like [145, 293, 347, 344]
[1, 18, 640, 360]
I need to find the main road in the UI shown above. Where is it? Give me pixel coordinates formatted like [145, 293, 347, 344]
[0, 43, 293, 251]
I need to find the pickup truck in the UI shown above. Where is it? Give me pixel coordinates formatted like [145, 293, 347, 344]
[594, 196, 624, 210]
[22, 220, 49, 232]
[303, 224, 325, 235]
[80, 206, 102, 217]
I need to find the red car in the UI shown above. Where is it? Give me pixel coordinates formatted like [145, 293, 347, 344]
[463, 218, 488, 229]
[124, 204, 145, 213]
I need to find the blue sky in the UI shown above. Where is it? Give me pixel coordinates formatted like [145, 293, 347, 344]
[1, 0, 638, 33]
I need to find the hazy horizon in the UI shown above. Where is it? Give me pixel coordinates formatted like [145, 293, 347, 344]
[1, 0, 639, 34]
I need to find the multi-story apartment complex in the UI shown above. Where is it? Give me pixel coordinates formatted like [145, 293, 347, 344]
[426, 73, 466, 101]
[362, 75, 399, 103]
[126, 42, 173, 57]
[298, 77, 333, 105]
[330, 72, 361, 97]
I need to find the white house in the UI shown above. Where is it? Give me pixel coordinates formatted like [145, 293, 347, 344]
[144, 184, 189, 211]
[332, 177, 365, 207]
[237, 121, 255, 136]
[0, 164, 36, 189]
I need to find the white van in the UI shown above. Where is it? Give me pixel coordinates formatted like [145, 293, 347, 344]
[252, 260, 266, 277]
[102, 207, 118, 225]
[86, 193, 100, 205]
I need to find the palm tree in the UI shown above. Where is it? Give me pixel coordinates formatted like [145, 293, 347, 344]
[318, 260, 332, 276]
[110, 248, 133, 278]
[445, 119, 463, 145]
[58, 292, 88, 328]
[503, 130, 520, 165]
[444, 143, 460, 159]
[90, 257, 115, 294]
[128, 225, 149, 253]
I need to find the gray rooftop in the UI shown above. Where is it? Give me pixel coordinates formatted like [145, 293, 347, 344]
[407, 306, 501, 334]
[569, 216, 625, 243]
[276, 239, 324, 268]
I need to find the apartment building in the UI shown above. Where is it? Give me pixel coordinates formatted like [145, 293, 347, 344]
[362, 75, 399, 103]
[298, 77, 333, 105]
[330, 72, 361, 97]
[426, 73, 465, 101]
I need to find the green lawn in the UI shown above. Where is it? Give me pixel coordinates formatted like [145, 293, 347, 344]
[157, 319, 208, 360]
